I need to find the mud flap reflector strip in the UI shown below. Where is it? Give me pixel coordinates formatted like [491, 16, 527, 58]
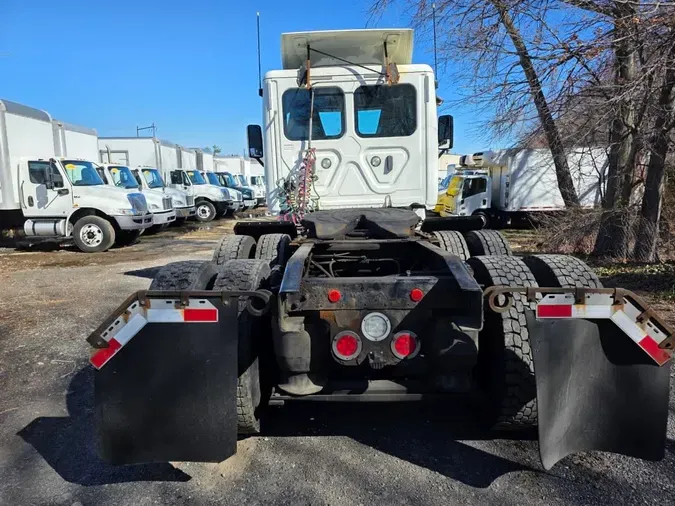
[536, 293, 672, 366]
[90, 299, 218, 370]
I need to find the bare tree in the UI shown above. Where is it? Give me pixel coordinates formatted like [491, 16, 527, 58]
[634, 36, 675, 261]
[371, 0, 582, 206]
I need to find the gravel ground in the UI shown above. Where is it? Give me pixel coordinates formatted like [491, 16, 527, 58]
[0, 223, 674, 506]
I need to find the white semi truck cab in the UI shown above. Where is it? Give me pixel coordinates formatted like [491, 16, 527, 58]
[132, 167, 196, 222]
[246, 29, 453, 214]
[96, 164, 177, 231]
[0, 99, 152, 252]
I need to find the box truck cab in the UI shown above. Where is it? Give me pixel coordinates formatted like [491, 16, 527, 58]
[213, 171, 255, 211]
[249, 175, 266, 206]
[183, 169, 232, 222]
[96, 164, 177, 231]
[246, 29, 453, 214]
[233, 174, 258, 208]
[132, 167, 196, 223]
[0, 99, 151, 253]
[202, 171, 242, 216]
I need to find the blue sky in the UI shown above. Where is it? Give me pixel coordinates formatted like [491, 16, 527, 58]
[1, 0, 486, 155]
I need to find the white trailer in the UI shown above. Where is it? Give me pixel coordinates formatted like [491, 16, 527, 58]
[436, 148, 608, 226]
[0, 99, 152, 252]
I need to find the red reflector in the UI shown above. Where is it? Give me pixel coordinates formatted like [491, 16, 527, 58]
[336, 334, 359, 357]
[90, 338, 122, 369]
[537, 304, 572, 318]
[393, 333, 415, 357]
[410, 288, 424, 302]
[328, 289, 341, 303]
[183, 308, 218, 322]
[638, 335, 671, 366]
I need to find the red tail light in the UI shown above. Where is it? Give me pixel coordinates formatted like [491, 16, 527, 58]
[332, 331, 362, 360]
[328, 289, 342, 303]
[410, 288, 424, 302]
[391, 332, 418, 359]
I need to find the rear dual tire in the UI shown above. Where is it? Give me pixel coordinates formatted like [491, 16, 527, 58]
[149, 258, 272, 435]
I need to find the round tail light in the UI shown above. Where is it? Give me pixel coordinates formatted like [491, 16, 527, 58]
[391, 331, 419, 359]
[332, 331, 362, 361]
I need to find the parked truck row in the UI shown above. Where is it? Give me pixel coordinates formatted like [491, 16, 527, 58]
[0, 99, 268, 253]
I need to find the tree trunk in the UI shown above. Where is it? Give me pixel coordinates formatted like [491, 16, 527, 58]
[593, 7, 638, 258]
[492, 2, 580, 207]
[632, 43, 675, 262]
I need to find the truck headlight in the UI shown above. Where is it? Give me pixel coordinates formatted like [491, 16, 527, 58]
[361, 312, 391, 342]
[150, 204, 160, 210]
[114, 209, 140, 216]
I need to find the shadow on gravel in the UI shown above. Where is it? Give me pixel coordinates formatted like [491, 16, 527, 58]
[261, 401, 537, 488]
[124, 266, 162, 279]
[17, 367, 191, 486]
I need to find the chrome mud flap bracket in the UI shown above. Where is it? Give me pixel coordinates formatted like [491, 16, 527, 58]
[88, 289, 271, 465]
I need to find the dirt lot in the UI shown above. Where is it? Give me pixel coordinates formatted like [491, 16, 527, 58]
[0, 222, 674, 505]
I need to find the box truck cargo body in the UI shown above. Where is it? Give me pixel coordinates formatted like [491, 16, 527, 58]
[52, 120, 98, 159]
[0, 99, 151, 252]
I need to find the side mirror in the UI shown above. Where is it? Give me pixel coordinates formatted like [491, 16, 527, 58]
[247, 125, 264, 159]
[438, 115, 454, 149]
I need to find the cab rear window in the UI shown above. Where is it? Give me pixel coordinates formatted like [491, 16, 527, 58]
[282, 87, 345, 141]
[354, 84, 417, 138]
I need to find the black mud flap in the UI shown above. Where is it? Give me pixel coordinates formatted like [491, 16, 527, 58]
[527, 312, 671, 470]
[95, 298, 239, 464]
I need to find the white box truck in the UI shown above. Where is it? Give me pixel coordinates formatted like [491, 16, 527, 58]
[436, 148, 608, 227]
[98, 137, 230, 222]
[0, 99, 152, 252]
[96, 164, 177, 233]
[214, 156, 257, 209]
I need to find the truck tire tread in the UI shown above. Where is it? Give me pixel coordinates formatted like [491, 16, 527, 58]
[213, 260, 271, 434]
[433, 231, 470, 260]
[255, 234, 291, 267]
[212, 235, 256, 265]
[149, 260, 218, 290]
[465, 230, 512, 256]
[522, 254, 603, 288]
[468, 255, 538, 430]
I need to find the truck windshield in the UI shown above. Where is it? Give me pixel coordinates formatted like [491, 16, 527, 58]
[222, 173, 239, 187]
[237, 175, 247, 186]
[251, 176, 264, 186]
[205, 172, 221, 186]
[141, 168, 165, 189]
[108, 165, 140, 189]
[447, 176, 463, 197]
[186, 170, 207, 185]
[62, 160, 105, 186]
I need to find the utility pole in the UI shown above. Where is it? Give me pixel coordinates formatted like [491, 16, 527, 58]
[136, 123, 156, 137]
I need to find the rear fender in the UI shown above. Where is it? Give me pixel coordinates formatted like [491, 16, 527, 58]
[87, 289, 271, 465]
